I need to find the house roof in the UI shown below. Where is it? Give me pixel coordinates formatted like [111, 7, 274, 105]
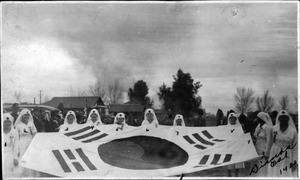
[109, 104, 144, 112]
[42, 96, 104, 109]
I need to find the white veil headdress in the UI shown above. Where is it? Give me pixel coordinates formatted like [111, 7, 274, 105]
[114, 113, 127, 126]
[142, 108, 159, 126]
[86, 109, 102, 125]
[275, 110, 296, 129]
[173, 114, 186, 127]
[14, 109, 34, 128]
[257, 112, 273, 126]
[63, 111, 78, 126]
[227, 113, 240, 126]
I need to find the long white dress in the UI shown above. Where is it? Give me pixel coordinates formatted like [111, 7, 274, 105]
[14, 109, 38, 177]
[254, 124, 272, 155]
[15, 122, 37, 177]
[226, 113, 245, 170]
[3, 114, 19, 178]
[267, 110, 298, 177]
[252, 112, 273, 177]
[16, 122, 37, 156]
[267, 125, 298, 177]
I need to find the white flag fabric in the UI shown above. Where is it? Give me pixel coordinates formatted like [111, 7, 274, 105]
[19, 124, 259, 177]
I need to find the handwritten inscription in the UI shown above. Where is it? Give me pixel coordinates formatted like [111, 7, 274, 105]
[279, 160, 298, 175]
[249, 143, 297, 175]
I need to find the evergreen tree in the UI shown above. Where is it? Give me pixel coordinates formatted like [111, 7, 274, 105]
[128, 80, 150, 105]
[158, 69, 202, 118]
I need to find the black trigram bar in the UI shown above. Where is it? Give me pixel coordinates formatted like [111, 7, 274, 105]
[223, 154, 232, 163]
[75, 148, 97, 170]
[53, 149, 97, 173]
[72, 162, 85, 172]
[73, 129, 100, 140]
[194, 154, 232, 168]
[192, 133, 214, 146]
[64, 149, 76, 160]
[211, 154, 221, 165]
[183, 135, 196, 144]
[82, 133, 108, 143]
[199, 155, 210, 165]
[202, 130, 225, 142]
[52, 150, 72, 173]
[194, 144, 206, 150]
[65, 126, 92, 137]
[202, 130, 213, 139]
[213, 139, 225, 142]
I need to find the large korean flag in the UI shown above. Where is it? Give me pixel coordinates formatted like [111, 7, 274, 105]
[19, 124, 259, 177]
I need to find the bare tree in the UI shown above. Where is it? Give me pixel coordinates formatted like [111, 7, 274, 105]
[14, 90, 24, 103]
[234, 87, 255, 114]
[256, 90, 275, 112]
[108, 79, 124, 104]
[279, 95, 289, 111]
[77, 88, 87, 97]
[88, 76, 106, 99]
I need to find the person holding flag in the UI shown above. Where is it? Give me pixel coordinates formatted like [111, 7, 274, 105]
[266, 110, 298, 177]
[114, 112, 128, 131]
[59, 111, 80, 133]
[3, 114, 19, 178]
[86, 109, 103, 127]
[14, 109, 38, 177]
[226, 112, 245, 177]
[173, 114, 186, 127]
[172, 114, 186, 135]
[252, 112, 273, 177]
[141, 108, 159, 129]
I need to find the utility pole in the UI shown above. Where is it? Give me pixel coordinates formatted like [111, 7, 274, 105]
[39, 90, 42, 104]
[34, 97, 36, 105]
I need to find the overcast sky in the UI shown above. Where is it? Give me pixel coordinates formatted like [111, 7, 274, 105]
[2, 2, 298, 113]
